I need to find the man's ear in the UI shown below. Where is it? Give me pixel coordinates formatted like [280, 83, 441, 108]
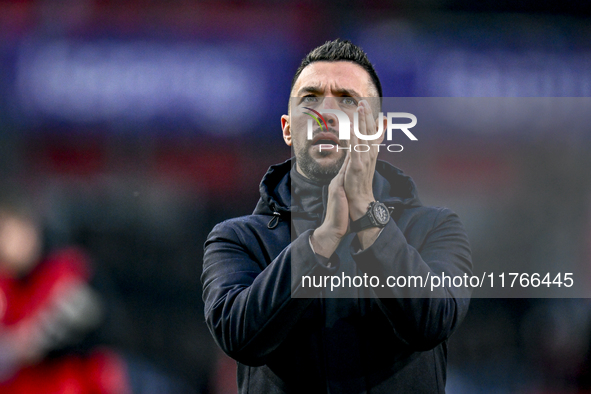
[281, 114, 292, 146]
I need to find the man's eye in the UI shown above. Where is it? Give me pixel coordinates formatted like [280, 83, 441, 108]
[342, 97, 356, 105]
[302, 96, 318, 103]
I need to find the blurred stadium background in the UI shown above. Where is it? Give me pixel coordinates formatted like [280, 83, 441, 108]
[1, 1, 591, 393]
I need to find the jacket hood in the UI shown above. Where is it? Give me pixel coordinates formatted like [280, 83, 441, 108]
[253, 158, 422, 218]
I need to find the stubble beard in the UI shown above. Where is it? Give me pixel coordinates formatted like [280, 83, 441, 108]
[294, 141, 346, 184]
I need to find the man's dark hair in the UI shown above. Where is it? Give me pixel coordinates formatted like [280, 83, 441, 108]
[291, 39, 383, 100]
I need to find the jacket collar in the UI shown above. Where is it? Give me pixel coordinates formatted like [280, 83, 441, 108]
[253, 157, 422, 218]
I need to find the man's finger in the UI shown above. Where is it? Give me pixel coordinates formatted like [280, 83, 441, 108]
[352, 103, 370, 165]
[330, 153, 349, 190]
[356, 102, 366, 137]
[341, 152, 350, 171]
[359, 100, 383, 158]
[360, 100, 375, 136]
[338, 153, 350, 180]
[351, 106, 361, 161]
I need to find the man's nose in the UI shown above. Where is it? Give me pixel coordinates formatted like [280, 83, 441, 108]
[321, 97, 339, 128]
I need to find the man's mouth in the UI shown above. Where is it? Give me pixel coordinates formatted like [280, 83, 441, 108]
[314, 139, 337, 146]
[311, 132, 340, 146]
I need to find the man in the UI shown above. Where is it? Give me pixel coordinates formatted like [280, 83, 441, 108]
[202, 39, 472, 393]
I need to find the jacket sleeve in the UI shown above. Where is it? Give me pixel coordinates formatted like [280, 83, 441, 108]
[201, 221, 338, 366]
[352, 208, 473, 351]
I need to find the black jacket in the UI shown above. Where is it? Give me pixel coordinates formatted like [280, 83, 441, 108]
[202, 158, 472, 393]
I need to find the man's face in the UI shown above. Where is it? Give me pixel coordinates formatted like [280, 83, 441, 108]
[281, 61, 377, 182]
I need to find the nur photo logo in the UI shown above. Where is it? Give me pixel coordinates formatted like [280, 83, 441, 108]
[304, 107, 418, 153]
